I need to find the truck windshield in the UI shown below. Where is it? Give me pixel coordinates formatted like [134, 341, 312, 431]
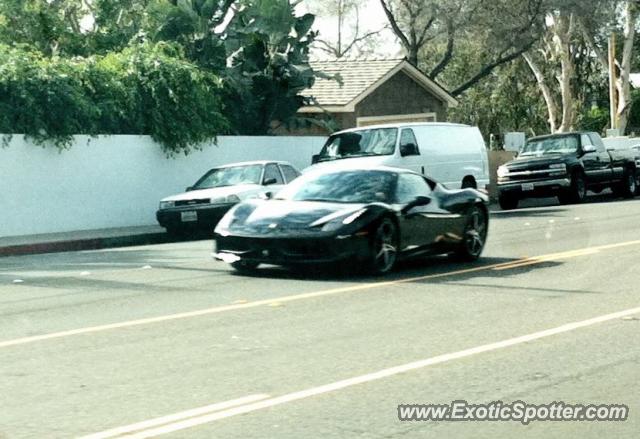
[317, 128, 398, 162]
[520, 136, 579, 156]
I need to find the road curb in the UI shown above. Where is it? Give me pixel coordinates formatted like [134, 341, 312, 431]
[0, 232, 172, 257]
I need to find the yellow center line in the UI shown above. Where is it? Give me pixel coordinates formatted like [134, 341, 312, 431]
[2, 239, 640, 349]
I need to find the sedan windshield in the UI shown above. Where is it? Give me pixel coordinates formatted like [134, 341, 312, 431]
[275, 170, 397, 204]
[317, 128, 398, 161]
[193, 165, 263, 189]
[520, 136, 579, 156]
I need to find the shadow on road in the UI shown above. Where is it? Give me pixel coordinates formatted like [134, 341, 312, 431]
[232, 255, 564, 285]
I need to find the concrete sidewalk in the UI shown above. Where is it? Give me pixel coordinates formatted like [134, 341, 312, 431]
[0, 225, 172, 257]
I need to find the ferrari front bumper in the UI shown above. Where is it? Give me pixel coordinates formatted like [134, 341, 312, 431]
[212, 233, 370, 266]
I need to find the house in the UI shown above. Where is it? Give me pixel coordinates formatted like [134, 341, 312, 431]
[284, 58, 458, 135]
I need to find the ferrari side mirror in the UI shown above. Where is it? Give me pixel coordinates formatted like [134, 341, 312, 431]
[401, 196, 431, 214]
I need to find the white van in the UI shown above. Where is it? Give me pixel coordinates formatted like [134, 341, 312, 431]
[310, 122, 489, 190]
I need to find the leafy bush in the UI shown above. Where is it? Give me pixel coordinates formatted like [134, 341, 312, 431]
[0, 42, 228, 154]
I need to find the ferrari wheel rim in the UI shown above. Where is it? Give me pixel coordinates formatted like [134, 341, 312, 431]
[374, 220, 397, 273]
[465, 209, 487, 257]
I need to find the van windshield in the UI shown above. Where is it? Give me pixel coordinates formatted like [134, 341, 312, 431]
[317, 128, 398, 162]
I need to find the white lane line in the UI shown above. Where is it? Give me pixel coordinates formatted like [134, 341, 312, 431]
[78, 394, 270, 439]
[87, 306, 640, 439]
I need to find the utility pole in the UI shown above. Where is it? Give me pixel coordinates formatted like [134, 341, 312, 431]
[608, 32, 618, 130]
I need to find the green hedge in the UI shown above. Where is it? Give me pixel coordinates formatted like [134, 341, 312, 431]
[0, 42, 228, 154]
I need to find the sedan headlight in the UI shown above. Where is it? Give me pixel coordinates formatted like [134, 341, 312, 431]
[210, 195, 241, 204]
[497, 166, 509, 178]
[159, 201, 175, 209]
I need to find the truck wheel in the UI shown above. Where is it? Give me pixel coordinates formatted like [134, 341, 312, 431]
[498, 194, 518, 210]
[559, 171, 586, 204]
[615, 169, 636, 199]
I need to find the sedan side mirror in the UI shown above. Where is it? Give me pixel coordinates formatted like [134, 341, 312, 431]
[311, 154, 320, 164]
[185, 186, 194, 192]
[401, 195, 431, 214]
[582, 144, 597, 154]
[263, 177, 278, 186]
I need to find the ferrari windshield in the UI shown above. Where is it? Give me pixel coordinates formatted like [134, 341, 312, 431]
[317, 128, 398, 161]
[520, 136, 579, 156]
[275, 170, 396, 203]
[192, 165, 263, 189]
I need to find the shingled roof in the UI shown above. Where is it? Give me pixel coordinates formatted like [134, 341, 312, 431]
[300, 58, 457, 112]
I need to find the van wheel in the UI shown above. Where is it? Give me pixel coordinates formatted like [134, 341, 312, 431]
[461, 177, 477, 189]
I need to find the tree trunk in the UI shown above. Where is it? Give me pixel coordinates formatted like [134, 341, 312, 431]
[523, 53, 559, 133]
[615, 1, 637, 135]
[553, 13, 576, 132]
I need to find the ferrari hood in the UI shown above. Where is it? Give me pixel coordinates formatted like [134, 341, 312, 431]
[232, 200, 367, 232]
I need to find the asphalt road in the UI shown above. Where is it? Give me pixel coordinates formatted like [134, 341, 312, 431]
[1, 196, 639, 439]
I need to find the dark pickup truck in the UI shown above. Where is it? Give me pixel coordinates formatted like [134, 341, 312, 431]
[497, 131, 638, 210]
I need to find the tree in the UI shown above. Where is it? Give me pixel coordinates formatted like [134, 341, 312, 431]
[223, 0, 319, 133]
[306, 0, 386, 58]
[578, 0, 639, 134]
[379, 0, 544, 96]
[520, 0, 637, 134]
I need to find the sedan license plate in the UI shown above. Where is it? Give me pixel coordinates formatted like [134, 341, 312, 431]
[521, 183, 535, 192]
[181, 211, 198, 222]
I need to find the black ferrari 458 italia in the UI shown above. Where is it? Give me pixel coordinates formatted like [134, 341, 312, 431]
[213, 166, 489, 274]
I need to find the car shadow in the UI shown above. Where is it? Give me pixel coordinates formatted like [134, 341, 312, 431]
[231, 254, 564, 284]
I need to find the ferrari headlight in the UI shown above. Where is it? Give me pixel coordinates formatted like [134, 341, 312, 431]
[159, 200, 175, 209]
[214, 211, 234, 233]
[497, 166, 509, 178]
[342, 209, 366, 224]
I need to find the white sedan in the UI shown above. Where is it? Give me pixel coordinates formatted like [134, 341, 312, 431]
[156, 161, 300, 234]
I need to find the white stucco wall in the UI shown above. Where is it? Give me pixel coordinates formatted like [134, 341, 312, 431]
[0, 135, 326, 237]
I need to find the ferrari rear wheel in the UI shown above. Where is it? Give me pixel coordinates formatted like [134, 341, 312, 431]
[454, 206, 488, 261]
[368, 218, 398, 274]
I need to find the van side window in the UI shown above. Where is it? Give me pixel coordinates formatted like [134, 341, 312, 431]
[399, 129, 420, 157]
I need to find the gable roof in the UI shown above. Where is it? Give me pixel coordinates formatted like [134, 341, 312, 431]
[299, 58, 457, 113]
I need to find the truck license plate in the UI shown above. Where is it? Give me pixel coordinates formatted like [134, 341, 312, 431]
[521, 183, 534, 191]
[181, 211, 198, 222]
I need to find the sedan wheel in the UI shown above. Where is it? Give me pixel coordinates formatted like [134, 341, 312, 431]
[369, 218, 398, 274]
[455, 206, 488, 261]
